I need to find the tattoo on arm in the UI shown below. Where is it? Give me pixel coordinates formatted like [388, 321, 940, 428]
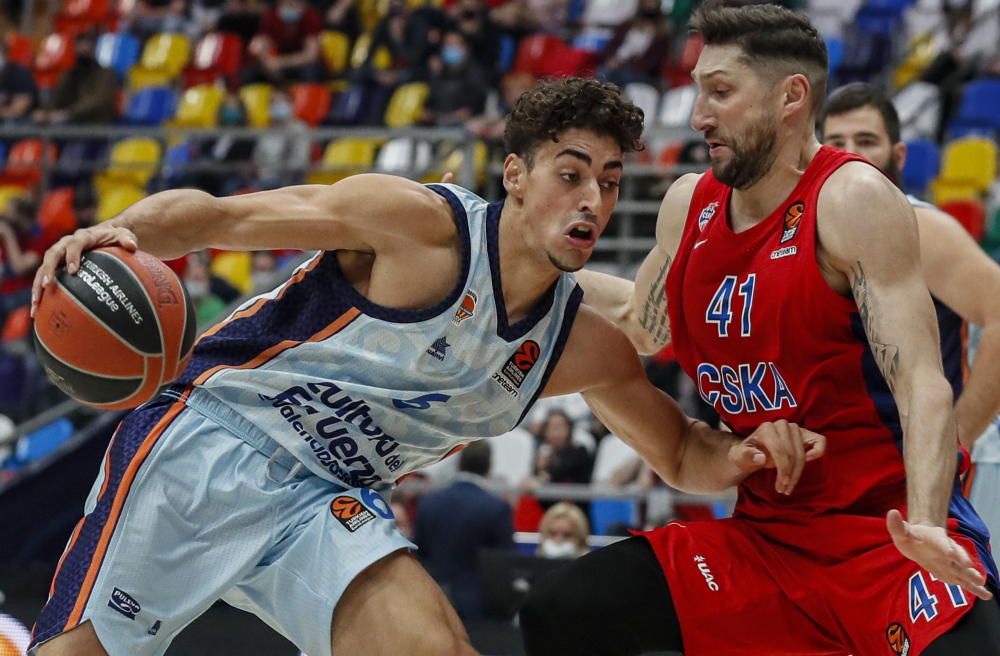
[639, 255, 672, 345]
[851, 261, 900, 393]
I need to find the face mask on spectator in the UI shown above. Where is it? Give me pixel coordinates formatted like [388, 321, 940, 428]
[539, 539, 578, 559]
[270, 100, 293, 123]
[279, 6, 302, 21]
[441, 45, 466, 68]
[186, 280, 210, 299]
[220, 107, 244, 126]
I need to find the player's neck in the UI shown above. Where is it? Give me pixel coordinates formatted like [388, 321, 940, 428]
[729, 133, 822, 234]
[496, 204, 561, 324]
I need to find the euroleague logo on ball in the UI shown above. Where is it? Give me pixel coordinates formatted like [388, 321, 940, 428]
[780, 201, 805, 244]
[885, 622, 910, 655]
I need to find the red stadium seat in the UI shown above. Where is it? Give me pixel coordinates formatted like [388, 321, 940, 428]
[183, 32, 244, 88]
[2, 306, 31, 343]
[5, 32, 34, 67]
[940, 199, 986, 242]
[512, 34, 564, 77]
[291, 83, 332, 127]
[34, 33, 76, 90]
[0, 140, 59, 188]
[54, 0, 111, 35]
[38, 188, 78, 240]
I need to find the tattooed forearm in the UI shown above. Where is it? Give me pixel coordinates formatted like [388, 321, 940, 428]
[851, 261, 900, 393]
[638, 255, 672, 345]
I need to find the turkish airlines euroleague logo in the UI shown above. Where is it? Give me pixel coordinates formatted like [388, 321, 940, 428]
[330, 495, 376, 532]
[885, 622, 910, 655]
[493, 340, 541, 397]
[780, 201, 805, 244]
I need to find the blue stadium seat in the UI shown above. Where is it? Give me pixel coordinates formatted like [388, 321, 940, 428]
[14, 418, 74, 464]
[96, 32, 141, 78]
[589, 499, 638, 535]
[902, 139, 940, 195]
[0, 141, 7, 168]
[125, 87, 178, 126]
[825, 36, 844, 77]
[52, 139, 108, 189]
[498, 35, 517, 73]
[951, 79, 1000, 134]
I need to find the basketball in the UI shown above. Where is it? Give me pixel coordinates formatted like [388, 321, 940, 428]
[32, 246, 197, 410]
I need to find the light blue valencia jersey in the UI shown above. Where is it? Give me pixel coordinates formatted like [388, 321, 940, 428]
[170, 184, 584, 489]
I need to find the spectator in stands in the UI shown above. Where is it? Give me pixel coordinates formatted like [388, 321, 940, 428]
[465, 70, 534, 140]
[316, 0, 362, 41]
[0, 41, 36, 123]
[31, 31, 117, 126]
[216, 0, 264, 44]
[596, 0, 671, 89]
[246, 0, 324, 84]
[121, 0, 190, 40]
[251, 250, 278, 292]
[422, 31, 491, 127]
[449, 0, 502, 81]
[184, 93, 256, 195]
[72, 183, 98, 230]
[536, 502, 590, 559]
[187, 0, 227, 37]
[0, 197, 47, 322]
[414, 440, 515, 620]
[530, 409, 592, 486]
[357, 0, 450, 91]
[253, 86, 310, 188]
[184, 250, 229, 325]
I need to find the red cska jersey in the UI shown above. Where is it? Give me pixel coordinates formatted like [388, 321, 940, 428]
[666, 146, 983, 530]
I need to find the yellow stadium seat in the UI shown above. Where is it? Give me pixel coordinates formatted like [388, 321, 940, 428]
[102, 137, 162, 187]
[425, 141, 489, 184]
[97, 184, 147, 222]
[358, 0, 386, 33]
[240, 83, 272, 128]
[127, 67, 173, 89]
[307, 138, 379, 185]
[893, 33, 938, 89]
[173, 84, 225, 127]
[139, 33, 191, 77]
[320, 31, 350, 76]
[0, 185, 25, 211]
[939, 137, 998, 191]
[930, 179, 981, 205]
[384, 82, 428, 128]
[210, 251, 252, 294]
[350, 32, 372, 70]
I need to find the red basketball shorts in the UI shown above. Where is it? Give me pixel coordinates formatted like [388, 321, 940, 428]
[640, 514, 988, 656]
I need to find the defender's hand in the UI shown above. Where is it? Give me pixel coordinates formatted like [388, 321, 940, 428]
[31, 226, 139, 318]
[886, 510, 993, 601]
[728, 420, 826, 495]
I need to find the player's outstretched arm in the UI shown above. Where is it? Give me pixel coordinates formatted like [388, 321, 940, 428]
[544, 306, 826, 494]
[574, 173, 699, 355]
[30, 174, 455, 316]
[916, 206, 1000, 448]
[818, 163, 992, 601]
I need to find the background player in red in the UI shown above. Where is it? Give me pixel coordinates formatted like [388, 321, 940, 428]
[521, 4, 1000, 655]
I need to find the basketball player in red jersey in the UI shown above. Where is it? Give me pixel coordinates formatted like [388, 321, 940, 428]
[520, 4, 1000, 655]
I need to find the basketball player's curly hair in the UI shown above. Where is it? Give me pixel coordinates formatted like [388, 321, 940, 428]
[690, 2, 828, 115]
[504, 77, 645, 167]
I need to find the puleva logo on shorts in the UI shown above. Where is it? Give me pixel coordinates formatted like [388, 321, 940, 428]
[885, 622, 910, 655]
[453, 290, 478, 325]
[780, 201, 805, 244]
[108, 587, 141, 620]
[698, 202, 719, 231]
[330, 495, 377, 532]
[492, 340, 540, 398]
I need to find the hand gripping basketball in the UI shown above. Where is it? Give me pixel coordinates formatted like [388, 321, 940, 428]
[31, 225, 139, 318]
[728, 419, 826, 495]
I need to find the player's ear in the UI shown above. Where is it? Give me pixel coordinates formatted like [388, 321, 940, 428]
[503, 154, 525, 199]
[782, 73, 810, 118]
[894, 140, 907, 171]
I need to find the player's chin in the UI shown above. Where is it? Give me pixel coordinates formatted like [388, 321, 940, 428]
[547, 249, 589, 273]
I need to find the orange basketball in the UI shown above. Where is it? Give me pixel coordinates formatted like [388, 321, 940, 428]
[32, 247, 197, 410]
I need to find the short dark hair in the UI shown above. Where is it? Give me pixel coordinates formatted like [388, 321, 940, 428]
[819, 82, 901, 144]
[459, 440, 491, 477]
[690, 2, 828, 115]
[504, 77, 645, 167]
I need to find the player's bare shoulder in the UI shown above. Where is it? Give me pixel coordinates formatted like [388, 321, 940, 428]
[656, 172, 703, 250]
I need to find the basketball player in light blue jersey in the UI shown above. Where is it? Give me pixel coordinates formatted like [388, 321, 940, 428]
[29, 77, 825, 656]
[820, 82, 1000, 544]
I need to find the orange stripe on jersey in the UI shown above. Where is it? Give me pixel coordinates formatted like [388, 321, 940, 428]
[192, 306, 362, 386]
[66, 391, 190, 630]
[199, 254, 326, 342]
